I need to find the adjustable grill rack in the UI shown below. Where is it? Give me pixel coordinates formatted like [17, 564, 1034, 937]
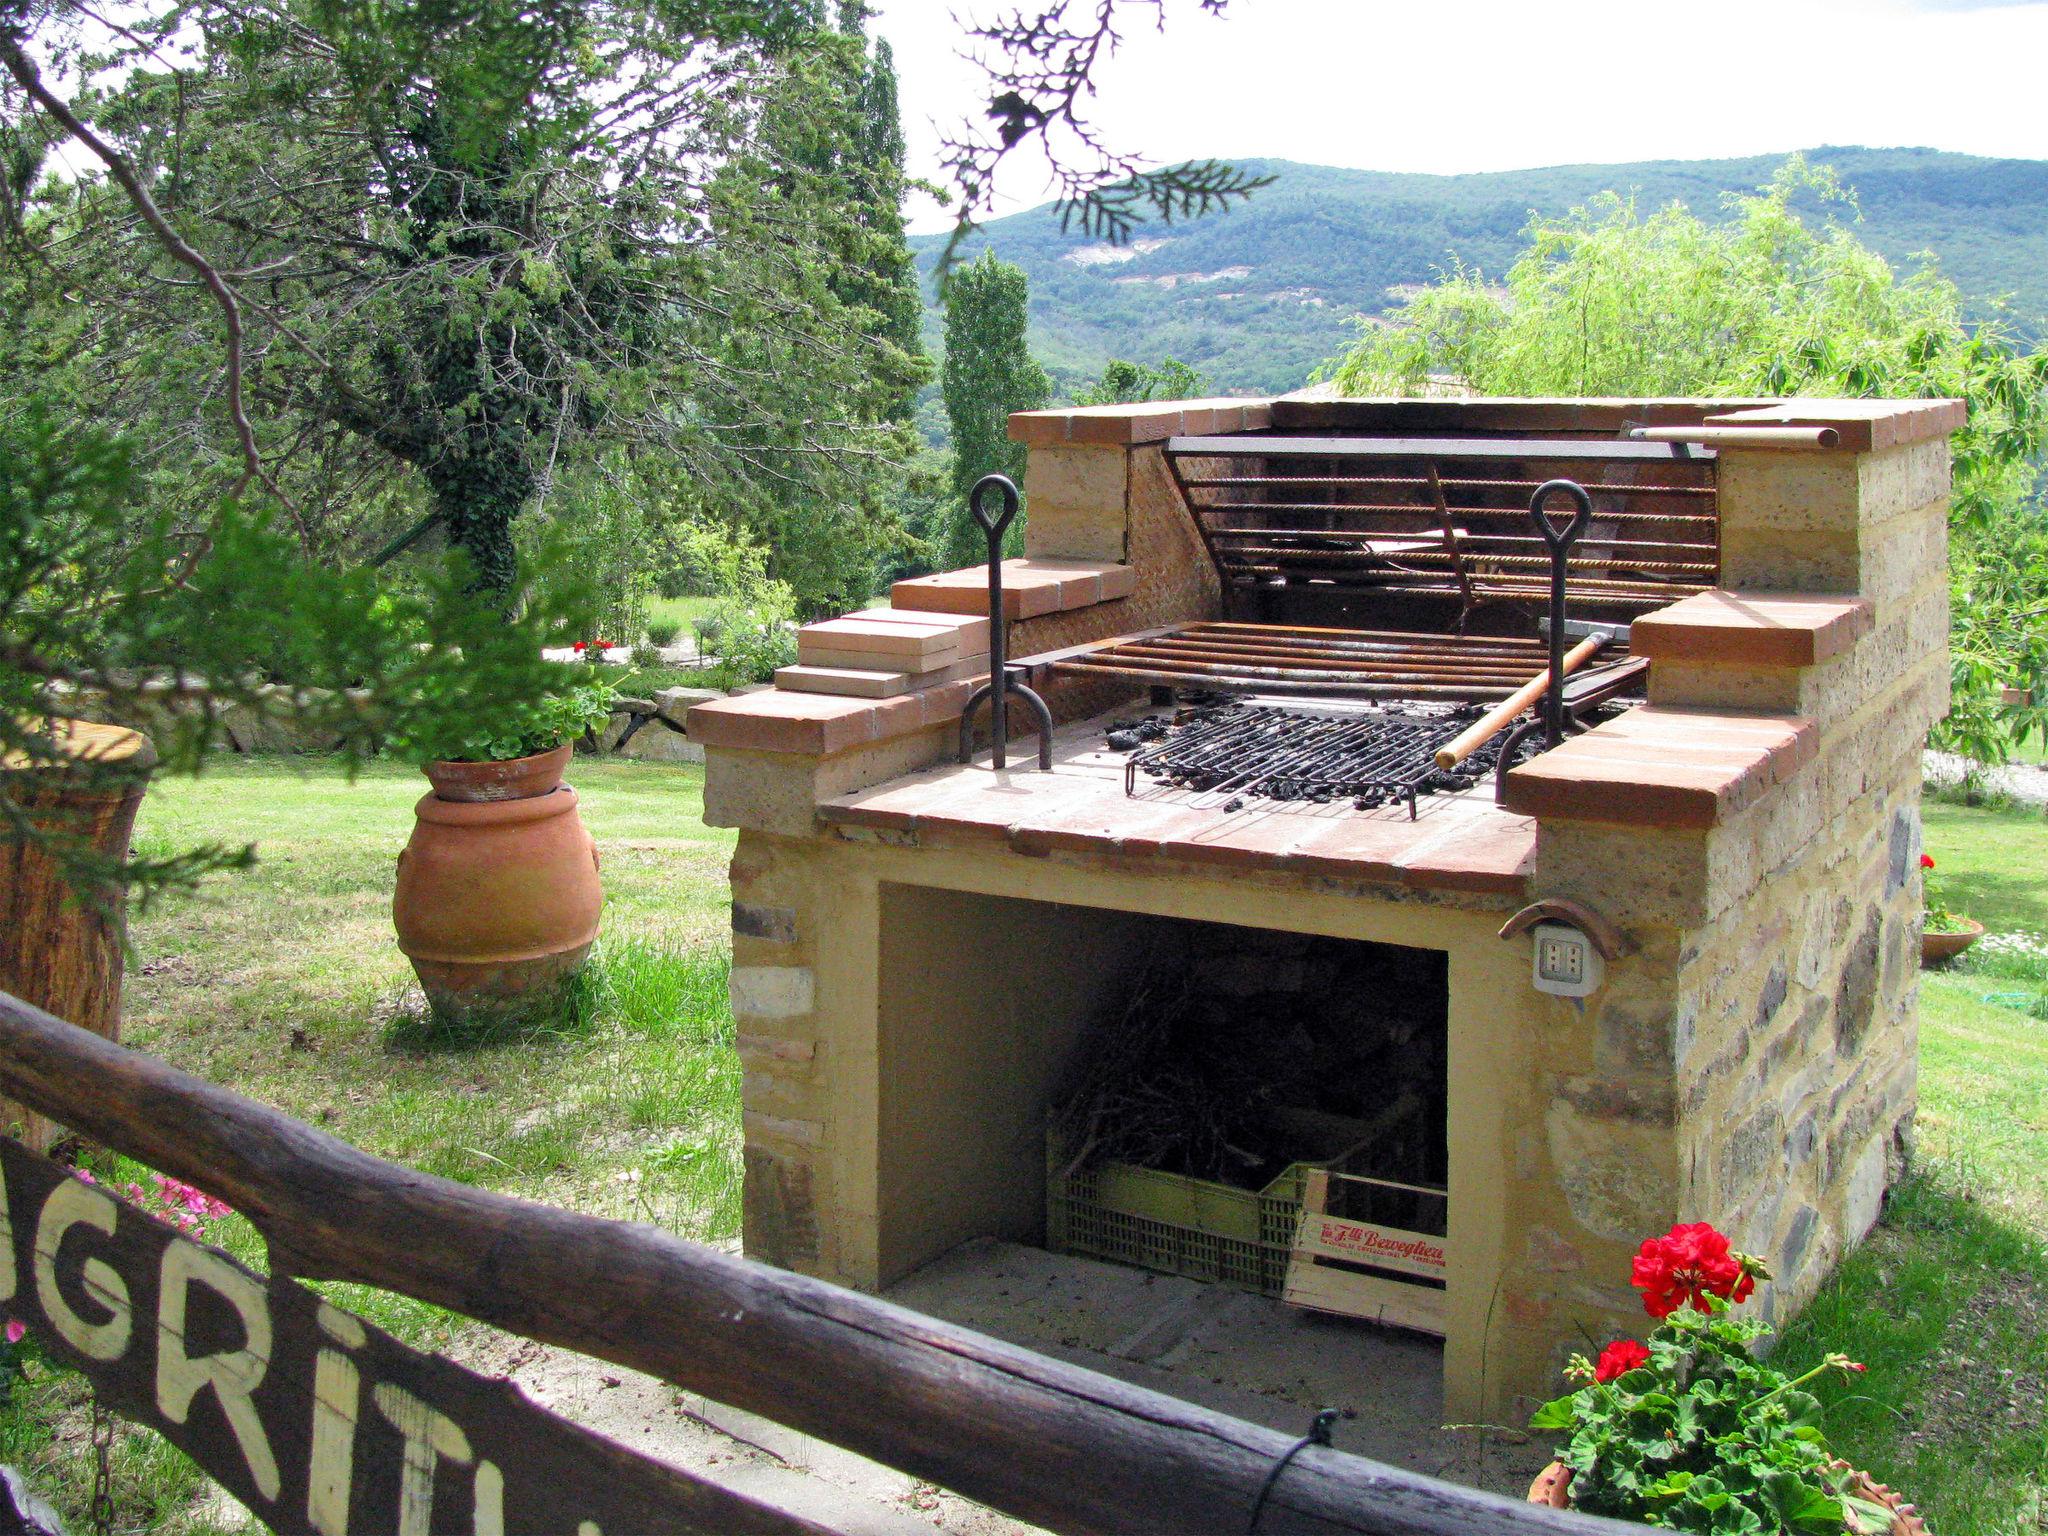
[1163, 434, 1718, 623]
[1052, 622, 1627, 703]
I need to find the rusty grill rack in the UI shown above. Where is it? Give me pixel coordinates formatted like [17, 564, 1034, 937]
[1048, 621, 1630, 702]
[1163, 434, 1719, 620]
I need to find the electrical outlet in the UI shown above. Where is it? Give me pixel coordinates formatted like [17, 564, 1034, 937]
[1531, 921, 1603, 998]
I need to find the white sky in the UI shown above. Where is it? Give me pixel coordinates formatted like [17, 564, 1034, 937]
[872, 0, 2048, 233]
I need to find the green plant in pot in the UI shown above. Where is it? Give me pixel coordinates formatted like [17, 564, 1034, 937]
[1918, 852, 1983, 965]
[388, 676, 618, 1032]
[1527, 1222, 1921, 1533]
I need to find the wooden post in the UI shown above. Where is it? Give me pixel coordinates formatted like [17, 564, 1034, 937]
[0, 718, 155, 1149]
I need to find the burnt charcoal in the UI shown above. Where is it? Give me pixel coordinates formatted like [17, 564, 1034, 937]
[1223, 796, 1245, 812]
[1106, 730, 1140, 751]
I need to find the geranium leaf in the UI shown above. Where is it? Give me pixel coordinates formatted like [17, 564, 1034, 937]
[1529, 1394, 1576, 1430]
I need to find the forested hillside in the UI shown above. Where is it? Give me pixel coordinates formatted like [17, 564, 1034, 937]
[912, 148, 2048, 394]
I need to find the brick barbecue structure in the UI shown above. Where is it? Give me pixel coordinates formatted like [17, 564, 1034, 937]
[688, 394, 1960, 1417]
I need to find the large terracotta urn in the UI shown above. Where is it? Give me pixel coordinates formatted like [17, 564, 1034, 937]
[392, 744, 602, 1027]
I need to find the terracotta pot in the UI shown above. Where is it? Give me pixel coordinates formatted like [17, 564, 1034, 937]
[392, 784, 601, 1027]
[1920, 917, 1984, 968]
[423, 742, 573, 804]
[1527, 1461, 1927, 1533]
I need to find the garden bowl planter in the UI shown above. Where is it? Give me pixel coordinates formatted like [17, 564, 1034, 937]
[1920, 918, 1984, 968]
[393, 769, 601, 1028]
[1527, 1462, 1927, 1533]
[422, 742, 574, 803]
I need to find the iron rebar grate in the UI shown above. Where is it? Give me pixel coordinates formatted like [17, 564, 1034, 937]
[1110, 699, 1528, 818]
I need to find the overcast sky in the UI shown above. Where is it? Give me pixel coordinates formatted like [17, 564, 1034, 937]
[871, 0, 2048, 233]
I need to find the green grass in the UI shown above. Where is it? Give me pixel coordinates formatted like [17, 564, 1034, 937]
[643, 593, 721, 635]
[4, 756, 740, 1532]
[1922, 797, 2048, 937]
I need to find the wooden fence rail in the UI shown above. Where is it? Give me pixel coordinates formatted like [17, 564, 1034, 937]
[0, 988, 1631, 1536]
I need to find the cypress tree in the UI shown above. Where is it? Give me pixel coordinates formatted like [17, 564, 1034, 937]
[940, 251, 1049, 565]
[841, 17, 925, 425]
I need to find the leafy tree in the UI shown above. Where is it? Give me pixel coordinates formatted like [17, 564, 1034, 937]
[0, 0, 1259, 911]
[940, 251, 1050, 565]
[1321, 159, 2048, 761]
[1075, 357, 1204, 405]
[3, 0, 921, 603]
[841, 15, 925, 426]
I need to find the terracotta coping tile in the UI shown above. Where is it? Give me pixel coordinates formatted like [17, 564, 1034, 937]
[1006, 398, 1276, 448]
[817, 715, 1533, 896]
[689, 679, 974, 757]
[1499, 707, 1815, 829]
[797, 612, 989, 662]
[1704, 398, 1966, 451]
[1394, 814, 1538, 896]
[1632, 591, 1874, 668]
[890, 559, 1135, 620]
[1262, 395, 1961, 451]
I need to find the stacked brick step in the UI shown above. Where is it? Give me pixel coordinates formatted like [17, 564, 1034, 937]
[775, 560, 1136, 700]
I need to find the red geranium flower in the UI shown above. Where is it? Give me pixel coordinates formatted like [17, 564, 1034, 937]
[1630, 1222, 1755, 1319]
[571, 641, 587, 652]
[1593, 1339, 1650, 1383]
[1920, 853, 1935, 870]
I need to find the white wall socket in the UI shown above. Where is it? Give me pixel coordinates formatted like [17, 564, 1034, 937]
[1531, 921, 1604, 998]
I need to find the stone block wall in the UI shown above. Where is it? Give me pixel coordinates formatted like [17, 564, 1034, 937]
[1491, 430, 1952, 1397]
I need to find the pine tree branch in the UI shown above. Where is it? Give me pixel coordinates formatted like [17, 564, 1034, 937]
[0, 29, 281, 503]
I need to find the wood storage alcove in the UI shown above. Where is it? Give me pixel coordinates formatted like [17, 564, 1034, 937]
[874, 887, 1449, 1332]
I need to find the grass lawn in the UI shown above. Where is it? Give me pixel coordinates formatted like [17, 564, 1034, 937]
[3, 757, 741, 1532]
[4, 760, 2046, 1531]
[642, 592, 721, 638]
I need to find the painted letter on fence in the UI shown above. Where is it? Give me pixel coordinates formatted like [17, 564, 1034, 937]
[0, 1138, 793, 1536]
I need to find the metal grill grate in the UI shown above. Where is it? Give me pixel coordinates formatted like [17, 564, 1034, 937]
[1116, 700, 1526, 818]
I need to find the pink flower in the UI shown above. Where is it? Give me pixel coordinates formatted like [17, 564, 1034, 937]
[73, 1168, 96, 1185]
[4, 1320, 24, 1345]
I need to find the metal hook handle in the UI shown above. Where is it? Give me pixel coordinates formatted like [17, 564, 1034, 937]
[970, 474, 1021, 539]
[1528, 478, 1592, 553]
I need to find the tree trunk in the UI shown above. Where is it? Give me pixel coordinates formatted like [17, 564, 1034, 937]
[0, 719, 155, 1149]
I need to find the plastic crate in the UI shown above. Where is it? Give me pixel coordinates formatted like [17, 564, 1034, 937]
[1045, 1121, 1349, 1297]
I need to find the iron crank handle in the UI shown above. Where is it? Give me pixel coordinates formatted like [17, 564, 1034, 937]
[970, 473, 1021, 542]
[1528, 478, 1593, 553]
[1529, 478, 1592, 753]
[956, 473, 1052, 771]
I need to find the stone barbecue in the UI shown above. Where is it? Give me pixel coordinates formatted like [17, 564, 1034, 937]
[687, 394, 1959, 1418]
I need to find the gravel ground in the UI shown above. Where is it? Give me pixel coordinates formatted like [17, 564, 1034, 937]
[1924, 750, 2048, 811]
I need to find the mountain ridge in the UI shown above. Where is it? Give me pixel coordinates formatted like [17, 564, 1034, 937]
[910, 148, 2048, 395]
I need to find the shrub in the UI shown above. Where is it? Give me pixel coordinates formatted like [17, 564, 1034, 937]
[645, 619, 683, 648]
[388, 677, 619, 764]
[630, 642, 664, 670]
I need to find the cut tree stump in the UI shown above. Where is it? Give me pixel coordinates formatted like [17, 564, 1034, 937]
[0, 718, 155, 1149]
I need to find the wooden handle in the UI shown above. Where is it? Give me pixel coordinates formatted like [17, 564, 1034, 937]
[1434, 634, 1604, 770]
[1629, 425, 1840, 450]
